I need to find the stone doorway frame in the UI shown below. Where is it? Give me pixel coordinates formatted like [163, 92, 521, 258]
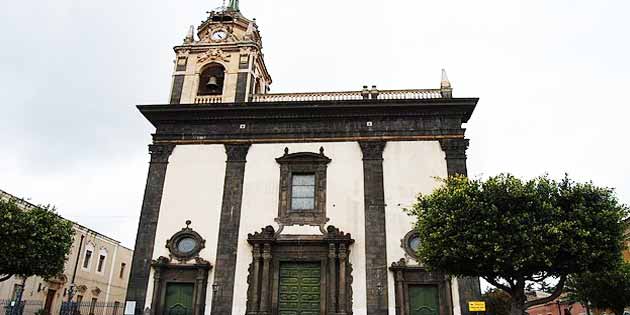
[245, 225, 355, 315]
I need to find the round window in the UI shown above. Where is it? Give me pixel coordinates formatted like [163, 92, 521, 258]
[408, 235, 421, 253]
[177, 237, 197, 254]
[402, 230, 422, 259]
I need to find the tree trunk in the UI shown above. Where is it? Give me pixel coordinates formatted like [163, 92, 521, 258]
[509, 291, 528, 315]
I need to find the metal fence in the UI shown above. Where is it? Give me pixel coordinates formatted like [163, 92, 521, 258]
[59, 302, 121, 315]
[1, 300, 44, 315]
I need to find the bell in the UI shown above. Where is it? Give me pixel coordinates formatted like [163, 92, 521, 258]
[206, 76, 219, 89]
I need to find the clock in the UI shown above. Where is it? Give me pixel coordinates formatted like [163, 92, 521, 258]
[211, 30, 228, 41]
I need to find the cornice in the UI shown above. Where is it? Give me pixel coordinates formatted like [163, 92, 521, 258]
[138, 98, 477, 144]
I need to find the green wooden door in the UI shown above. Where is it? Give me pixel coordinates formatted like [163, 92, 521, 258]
[164, 283, 194, 315]
[408, 285, 439, 315]
[278, 262, 321, 315]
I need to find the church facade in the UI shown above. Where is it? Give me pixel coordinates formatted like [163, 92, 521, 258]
[126, 3, 480, 315]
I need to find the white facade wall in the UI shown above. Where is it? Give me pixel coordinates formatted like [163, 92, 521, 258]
[382, 141, 448, 315]
[147, 145, 227, 312]
[148, 140, 452, 314]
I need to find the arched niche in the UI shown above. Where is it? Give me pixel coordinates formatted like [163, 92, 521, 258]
[197, 63, 226, 96]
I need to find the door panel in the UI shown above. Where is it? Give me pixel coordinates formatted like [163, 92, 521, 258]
[408, 285, 439, 315]
[278, 262, 321, 315]
[164, 283, 194, 315]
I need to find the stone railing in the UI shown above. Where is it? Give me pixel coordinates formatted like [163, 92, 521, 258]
[250, 89, 444, 103]
[194, 95, 223, 104]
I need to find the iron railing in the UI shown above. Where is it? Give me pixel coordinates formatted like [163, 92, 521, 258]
[1, 300, 43, 315]
[59, 302, 121, 315]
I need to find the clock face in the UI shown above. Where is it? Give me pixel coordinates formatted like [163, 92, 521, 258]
[211, 30, 228, 41]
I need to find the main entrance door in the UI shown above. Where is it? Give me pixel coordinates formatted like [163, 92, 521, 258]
[164, 283, 194, 315]
[408, 285, 439, 315]
[278, 262, 321, 315]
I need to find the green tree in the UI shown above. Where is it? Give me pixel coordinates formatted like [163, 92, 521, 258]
[484, 288, 512, 315]
[566, 262, 630, 315]
[406, 174, 628, 315]
[0, 199, 74, 282]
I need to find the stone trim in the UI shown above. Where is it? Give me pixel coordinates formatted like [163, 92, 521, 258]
[165, 220, 206, 262]
[150, 256, 212, 315]
[389, 259, 453, 315]
[210, 144, 251, 315]
[170, 75, 185, 104]
[245, 225, 355, 315]
[401, 230, 421, 261]
[359, 141, 389, 315]
[126, 144, 176, 315]
[138, 98, 477, 143]
[439, 139, 469, 176]
[275, 147, 332, 226]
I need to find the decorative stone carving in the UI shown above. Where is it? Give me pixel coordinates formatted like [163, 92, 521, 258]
[390, 259, 453, 315]
[359, 141, 387, 160]
[197, 48, 232, 64]
[148, 144, 175, 164]
[165, 220, 206, 262]
[245, 225, 355, 315]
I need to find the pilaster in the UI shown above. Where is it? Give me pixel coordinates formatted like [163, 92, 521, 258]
[126, 144, 176, 315]
[439, 138, 482, 315]
[359, 141, 389, 315]
[211, 144, 251, 315]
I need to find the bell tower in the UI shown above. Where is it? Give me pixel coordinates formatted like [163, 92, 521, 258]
[169, 2, 272, 104]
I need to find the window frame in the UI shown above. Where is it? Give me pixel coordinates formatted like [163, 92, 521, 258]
[119, 263, 126, 279]
[275, 148, 331, 226]
[82, 245, 94, 271]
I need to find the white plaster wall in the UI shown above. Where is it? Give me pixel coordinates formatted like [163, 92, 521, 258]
[232, 142, 368, 315]
[145, 145, 227, 311]
[382, 141, 448, 315]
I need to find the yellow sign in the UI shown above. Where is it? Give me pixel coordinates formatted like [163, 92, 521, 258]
[468, 301, 486, 312]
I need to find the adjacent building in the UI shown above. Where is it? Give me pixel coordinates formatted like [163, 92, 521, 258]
[126, 2, 480, 315]
[0, 189, 133, 315]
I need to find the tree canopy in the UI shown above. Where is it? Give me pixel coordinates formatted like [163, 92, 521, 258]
[407, 174, 628, 315]
[0, 199, 74, 282]
[566, 261, 630, 315]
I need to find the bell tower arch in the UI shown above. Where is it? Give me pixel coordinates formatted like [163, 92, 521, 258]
[168, 4, 272, 104]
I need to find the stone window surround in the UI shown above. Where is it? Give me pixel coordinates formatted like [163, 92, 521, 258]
[82, 243, 95, 271]
[402, 230, 421, 261]
[166, 221, 206, 263]
[275, 147, 331, 227]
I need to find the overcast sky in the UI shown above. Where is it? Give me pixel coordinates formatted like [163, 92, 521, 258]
[1, 0, 629, 248]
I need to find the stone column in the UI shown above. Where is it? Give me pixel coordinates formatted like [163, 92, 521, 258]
[439, 138, 481, 315]
[259, 243, 272, 315]
[211, 144, 251, 315]
[395, 271, 404, 315]
[150, 267, 163, 315]
[195, 268, 206, 315]
[328, 243, 337, 313]
[248, 244, 262, 314]
[359, 141, 389, 315]
[126, 144, 175, 315]
[338, 243, 348, 315]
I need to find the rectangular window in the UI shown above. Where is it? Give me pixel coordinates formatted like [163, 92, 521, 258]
[97, 255, 106, 272]
[11, 284, 23, 300]
[119, 263, 126, 278]
[113, 302, 120, 315]
[291, 174, 315, 210]
[83, 250, 92, 269]
[76, 295, 83, 303]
